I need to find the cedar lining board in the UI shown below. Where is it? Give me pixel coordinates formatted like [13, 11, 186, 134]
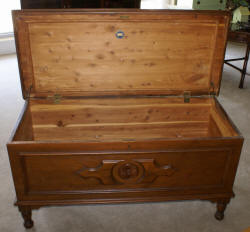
[13, 10, 230, 98]
[11, 97, 239, 142]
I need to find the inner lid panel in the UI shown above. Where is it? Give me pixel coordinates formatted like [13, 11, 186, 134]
[13, 10, 229, 97]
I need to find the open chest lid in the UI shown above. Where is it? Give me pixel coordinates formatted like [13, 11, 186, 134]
[13, 9, 230, 99]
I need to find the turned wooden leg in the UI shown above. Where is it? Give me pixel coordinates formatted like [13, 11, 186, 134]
[18, 206, 34, 229]
[214, 199, 230, 221]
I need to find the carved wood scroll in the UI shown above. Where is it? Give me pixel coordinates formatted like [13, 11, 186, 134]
[76, 159, 176, 185]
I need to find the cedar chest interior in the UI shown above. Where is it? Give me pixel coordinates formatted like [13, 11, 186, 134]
[12, 97, 239, 142]
[11, 10, 238, 143]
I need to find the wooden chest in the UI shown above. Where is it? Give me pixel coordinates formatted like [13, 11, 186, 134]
[8, 9, 244, 229]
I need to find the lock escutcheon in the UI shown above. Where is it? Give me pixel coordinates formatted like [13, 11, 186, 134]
[112, 160, 144, 184]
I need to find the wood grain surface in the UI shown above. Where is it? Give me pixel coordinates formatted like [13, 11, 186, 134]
[12, 10, 230, 98]
[8, 10, 244, 229]
[9, 97, 239, 142]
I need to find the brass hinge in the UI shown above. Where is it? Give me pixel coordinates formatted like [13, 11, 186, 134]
[48, 94, 61, 104]
[183, 91, 191, 103]
[210, 81, 216, 96]
[120, 15, 130, 19]
[26, 85, 33, 99]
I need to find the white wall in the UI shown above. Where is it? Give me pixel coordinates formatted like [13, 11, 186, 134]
[176, 0, 193, 9]
[0, 0, 20, 33]
[141, 0, 176, 9]
[141, 0, 193, 9]
[0, 0, 20, 55]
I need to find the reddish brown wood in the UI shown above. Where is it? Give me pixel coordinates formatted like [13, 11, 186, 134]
[12, 102, 34, 141]
[215, 198, 230, 220]
[18, 206, 34, 229]
[7, 10, 244, 229]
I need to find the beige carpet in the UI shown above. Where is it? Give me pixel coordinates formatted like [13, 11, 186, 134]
[0, 41, 249, 232]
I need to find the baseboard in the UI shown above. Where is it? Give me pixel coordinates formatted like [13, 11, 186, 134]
[0, 36, 16, 55]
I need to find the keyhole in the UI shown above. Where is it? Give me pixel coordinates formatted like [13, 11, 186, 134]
[124, 165, 131, 178]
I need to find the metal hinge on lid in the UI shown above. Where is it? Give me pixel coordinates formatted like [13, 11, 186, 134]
[47, 94, 62, 104]
[27, 85, 33, 99]
[183, 91, 191, 103]
[210, 81, 216, 96]
[54, 94, 61, 104]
